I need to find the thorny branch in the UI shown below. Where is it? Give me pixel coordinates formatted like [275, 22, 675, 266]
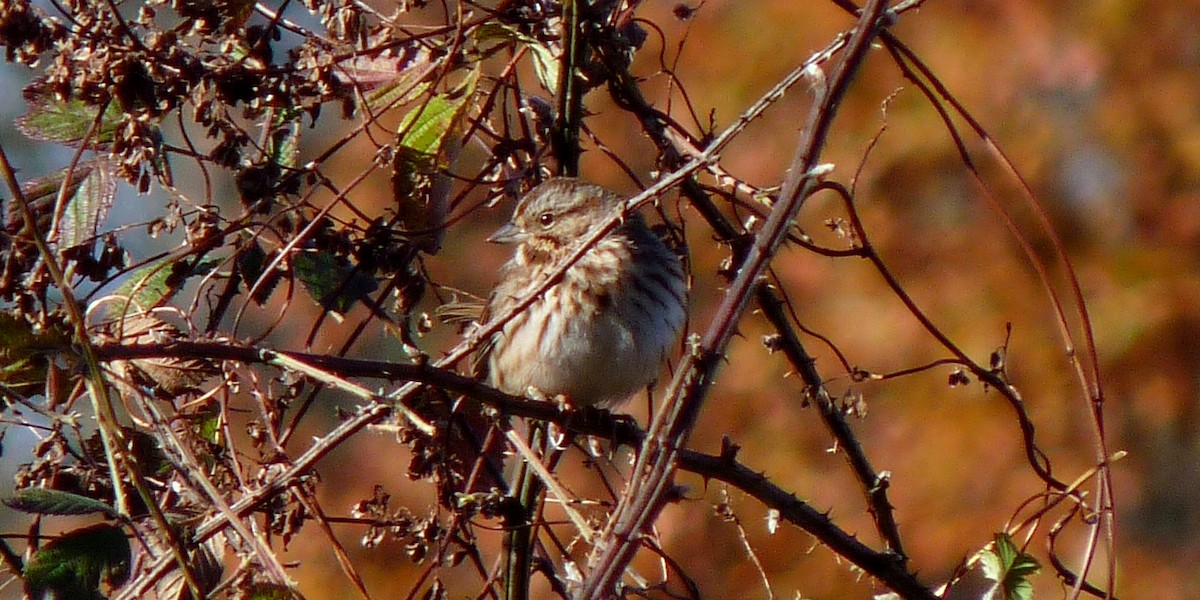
[0, 0, 1118, 597]
[594, 0, 1114, 596]
[90, 339, 934, 597]
[599, 21, 910, 569]
[576, 0, 898, 597]
[869, 33, 1116, 597]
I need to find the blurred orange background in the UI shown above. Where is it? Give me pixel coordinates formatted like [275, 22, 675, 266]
[306, 1, 1195, 597]
[2, 0, 1196, 598]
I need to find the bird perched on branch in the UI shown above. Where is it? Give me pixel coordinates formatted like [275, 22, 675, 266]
[482, 176, 687, 600]
[485, 176, 687, 408]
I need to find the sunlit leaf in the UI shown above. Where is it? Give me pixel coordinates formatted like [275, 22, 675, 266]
[57, 161, 116, 250]
[195, 406, 223, 446]
[392, 73, 475, 254]
[267, 108, 303, 170]
[16, 85, 122, 146]
[108, 257, 220, 311]
[110, 260, 177, 310]
[980, 533, 1040, 600]
[23, 524, 130, 599]
[396, 75, 474, 156]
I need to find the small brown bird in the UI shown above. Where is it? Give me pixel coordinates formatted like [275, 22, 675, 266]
[482, 176, 687, 600]
[484, 177, 687, 407]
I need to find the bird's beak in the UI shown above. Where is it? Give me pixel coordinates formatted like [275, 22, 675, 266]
[488, 221, 523, 244]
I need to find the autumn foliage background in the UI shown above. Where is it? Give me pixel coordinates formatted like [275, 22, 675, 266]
[0, 0, 1194, 598]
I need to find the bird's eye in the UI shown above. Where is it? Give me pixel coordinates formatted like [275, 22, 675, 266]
[537, 213, 555, 227]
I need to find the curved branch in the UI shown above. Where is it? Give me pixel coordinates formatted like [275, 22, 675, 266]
[589, 0, 911, 581]
[95, 340, 934, 599]
[679, 451, 933, 600]
[755, 285, 907, 557]
[577, 2, 900, 597]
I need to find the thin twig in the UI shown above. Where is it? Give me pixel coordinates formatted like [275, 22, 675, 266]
[577, 2, 897, 597]
[0, 139, 208, 599]
[90, 339, 935, 597]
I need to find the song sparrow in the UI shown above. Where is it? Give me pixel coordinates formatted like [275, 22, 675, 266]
[485, 177, 688, 407]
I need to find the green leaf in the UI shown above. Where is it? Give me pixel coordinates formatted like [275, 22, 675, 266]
[196, 406, 223, 446]
[392, 74, 475, 253]
[236, 240, 280, 305]
[527, 40, 560, 95]
[109, 259, 177, 311]
[369, 79, 430, 115]
[293, 251, 378, 314]
[58, 161, 116, 250]
[244, 582, 299, 600]
[23, 523, 131, 599]
[16, 86, 122, 146]
[5, 163, 103, 246]
[0, 312, 67, 391]
[5, 489, 119, 519]
[108, 257, 220, 312]
[267, 109, 303, 170]
[395, 87, 467, 157]
[980, 533, 1040, 600]
[474, 24, 559, 93]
